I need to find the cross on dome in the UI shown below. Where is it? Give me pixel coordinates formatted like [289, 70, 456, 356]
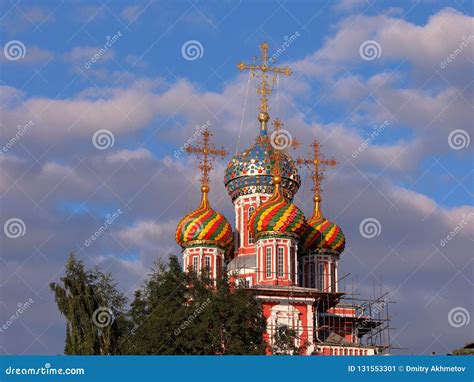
[237, 43, 292, 124]
[297, 141, 337, 213]
[186, 129, 227, 196]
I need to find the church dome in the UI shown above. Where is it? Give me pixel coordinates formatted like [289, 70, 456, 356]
[248, 185, 306, 240]
[224, 130, 300, 201]
[175, 190, 233, 251]
[303, 199, 345, 254]
[300, 218, 322, 251]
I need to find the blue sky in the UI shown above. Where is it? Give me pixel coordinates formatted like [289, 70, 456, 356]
[0, 0, 472, 355]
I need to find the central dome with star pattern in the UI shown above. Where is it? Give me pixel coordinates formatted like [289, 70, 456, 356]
[224, 129, 300, 201]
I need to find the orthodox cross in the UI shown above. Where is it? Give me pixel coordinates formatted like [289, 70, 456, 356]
[237, 42, 292, 116]
[186, 129, 227, 190]
[297, 141, 338, 199]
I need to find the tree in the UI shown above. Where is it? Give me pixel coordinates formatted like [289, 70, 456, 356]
[50, 253, 126, 355]
[122, 255, 189, 354]
[52, 254, 267, 355]
[205, 274, 267, 354]
[271, 326, 302, 355]
[123, 256, 267, 355]
[452, 342, 474, 355]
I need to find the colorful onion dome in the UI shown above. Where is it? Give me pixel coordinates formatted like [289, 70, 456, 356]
[175, 187, 233, 251]
[248, 177, 306, 240]
[224, 115, 300, 201]
[304, 196, 345, 254]
[300, 217, 322, 251]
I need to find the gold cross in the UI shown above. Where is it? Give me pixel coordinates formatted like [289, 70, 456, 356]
[297, 141, 337, 198]
[186, 129, 227, 190]
[237, 42, 292, 116]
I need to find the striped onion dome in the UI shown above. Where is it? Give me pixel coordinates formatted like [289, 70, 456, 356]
[248, 177, 306, 240]
[303, 197, 345, 254]
[175, 187, 233, 251]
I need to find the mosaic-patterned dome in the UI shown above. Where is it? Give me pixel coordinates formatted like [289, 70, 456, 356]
[175, 193, 233, 251]
[248, 189, 306, 240]
[303, 202, 345, 254]
[224, 131, 300, 201]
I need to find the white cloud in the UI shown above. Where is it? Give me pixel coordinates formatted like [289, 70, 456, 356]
[63, 46, 114, 64]
[106, 148, 154, 163]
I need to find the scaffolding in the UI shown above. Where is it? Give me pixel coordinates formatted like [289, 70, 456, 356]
[227, 262, 396, 355]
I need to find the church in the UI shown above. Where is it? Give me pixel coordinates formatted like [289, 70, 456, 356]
[175, 43, 390, 356]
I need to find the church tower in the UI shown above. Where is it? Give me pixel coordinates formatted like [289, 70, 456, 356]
[247, 119, 306, 287]
[224, 43, 300, 286]
[175, 130, 233, 283]
[298, 141, 345, 292]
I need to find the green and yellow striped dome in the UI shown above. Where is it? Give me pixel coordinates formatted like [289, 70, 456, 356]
[303, 199, 345, 254]
[176, 192, 233, 251]
[248, 188, 306, 240]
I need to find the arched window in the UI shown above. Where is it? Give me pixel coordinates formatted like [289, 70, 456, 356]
[248, 206, 255, 244]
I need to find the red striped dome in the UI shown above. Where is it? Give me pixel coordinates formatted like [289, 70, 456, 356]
[176, 193, 233, 251]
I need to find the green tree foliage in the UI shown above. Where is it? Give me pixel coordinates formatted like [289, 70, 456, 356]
[122, 256, 267, 355]
[50, 253, 126, 355]
[52, 254, 267, 355]
[452, 342, 474, 355]
[121, 256, 189, 354]
[271, 326, 302, 355]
